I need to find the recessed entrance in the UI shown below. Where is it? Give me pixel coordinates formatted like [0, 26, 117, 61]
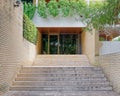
[42, 33, 81, 54]
[38, 27, 82, 54]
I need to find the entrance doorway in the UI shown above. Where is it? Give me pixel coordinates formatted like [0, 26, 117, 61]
[49, 34, 59, 54]
[42, 33, 81, 54]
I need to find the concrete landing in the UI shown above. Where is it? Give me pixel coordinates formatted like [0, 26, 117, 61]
[33, 55, 90, 67]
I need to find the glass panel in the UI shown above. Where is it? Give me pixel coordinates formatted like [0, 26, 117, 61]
[42, 34, 48, 54]
[50, 35, 58, 54]
[42, 34, 79, 54]
[60, 34, 77, 54]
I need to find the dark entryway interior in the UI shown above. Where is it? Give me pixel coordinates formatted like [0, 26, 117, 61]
[38, 27, 82, 54]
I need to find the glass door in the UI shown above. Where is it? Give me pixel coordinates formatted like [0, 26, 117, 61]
[60, 34, 78, 54]
[42, 33, 80, 54]
[49, 34, 59, 54]
[42, 34, 48, 54]
[42, 34, 59, 54]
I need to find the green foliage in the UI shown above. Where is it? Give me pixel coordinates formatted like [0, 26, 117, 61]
[37, 0, 103, 20]
[47, 0, 59, 17]
[86, 1, 105, 29]
[75, 0, 87, 17]
[37, 0, 47, 18]
[37, 0, 120, 30]
[37, 0, 89, 18]
[90, 0, 120, 30]
[59, 0, 71, 17]
[23, 14, 38, 44]
[23, 2, 36, 19]
[99, 37, 106, 41]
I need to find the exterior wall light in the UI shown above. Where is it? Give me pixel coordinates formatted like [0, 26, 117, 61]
[14, 0, 21, 7]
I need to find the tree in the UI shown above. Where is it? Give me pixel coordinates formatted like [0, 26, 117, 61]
[90, 0, 120, 30]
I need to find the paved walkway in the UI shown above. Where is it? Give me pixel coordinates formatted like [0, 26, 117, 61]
[33, 55, 90, 67]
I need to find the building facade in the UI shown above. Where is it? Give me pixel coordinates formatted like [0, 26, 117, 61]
[32, 0, 96, 64]
[1, 0, 120, 95]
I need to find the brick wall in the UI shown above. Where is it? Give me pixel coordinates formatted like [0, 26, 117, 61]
[0, 0, 36, 95]
[97, 53, 120, 95]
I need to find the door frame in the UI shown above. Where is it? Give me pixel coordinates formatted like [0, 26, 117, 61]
[48, 33, 60, 54]
[41, 33, 81, 54]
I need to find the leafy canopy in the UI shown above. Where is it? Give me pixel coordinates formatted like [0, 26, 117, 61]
[23, 2, 36, 19]
[22, 0, 120, 30]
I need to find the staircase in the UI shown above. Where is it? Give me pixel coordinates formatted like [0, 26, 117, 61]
[7, 55, 119, 96]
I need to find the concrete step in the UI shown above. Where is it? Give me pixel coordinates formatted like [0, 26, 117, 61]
[20, 71, 103, 75]
[36, 54, 88, 57]
[35, 55, 89, 60]
[13, 81, 110, 86]
[7, 91, 119, 96]
[22, 66, 101, 71]
[21, 68, 103, 74]
[10, 86, 112, 91]
[17, 73, 105, 78]
[15, 77, 107, 81]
